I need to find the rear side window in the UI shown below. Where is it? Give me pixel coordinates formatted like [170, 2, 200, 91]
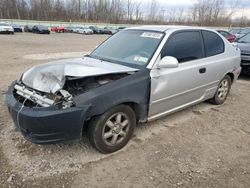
[219, 31, 228, 37]
[202, 31, 224, 57]
[161, 31, 204, 63]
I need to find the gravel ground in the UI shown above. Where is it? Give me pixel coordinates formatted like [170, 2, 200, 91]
[0, 33, 250, 188]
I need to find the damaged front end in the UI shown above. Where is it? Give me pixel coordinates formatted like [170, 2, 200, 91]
[5, 81, 90, 144]
[13, 57, 138, 110]
[14, 83, 74, 109]
[5, 57, 138, 144]
[13, 73, 129, 110]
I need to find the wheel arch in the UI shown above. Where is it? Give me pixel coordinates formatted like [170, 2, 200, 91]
[83, 101, 147, 130]
[118, 102, 147, 123]
[226, 72, 234, 83]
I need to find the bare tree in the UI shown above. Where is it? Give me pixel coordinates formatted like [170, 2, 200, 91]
[189, 0, 240, 26]
[0, 0, 248, 26]
[134, 1, 142, 21]
[126, 0, 135, 22]
[148, 0, 158, 22]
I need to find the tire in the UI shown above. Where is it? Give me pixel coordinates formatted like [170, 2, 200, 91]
[210, 75, 232, 105]
[88, 105, 136, 153]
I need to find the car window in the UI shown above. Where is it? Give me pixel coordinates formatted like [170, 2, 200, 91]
[161, 31, 204, 63]
[240, 28, 250, 34]
[202, 31, 225, 57]
[219, 31, 228, 37]
[229, 29, 241, 34]
[91, 30, 164, 68]
[238, 33, 250, 43]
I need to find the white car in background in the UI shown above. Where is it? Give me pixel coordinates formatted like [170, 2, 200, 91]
[71, 27, 79, 33]
[0, 22, 14, 34]
[76, 27, 93, 35]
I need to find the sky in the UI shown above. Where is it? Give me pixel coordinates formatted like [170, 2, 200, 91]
[136, 0, 250, 18]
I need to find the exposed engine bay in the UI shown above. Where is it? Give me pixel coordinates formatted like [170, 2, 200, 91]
[13, 73, 129, 109]
[63, 73, 128, 96]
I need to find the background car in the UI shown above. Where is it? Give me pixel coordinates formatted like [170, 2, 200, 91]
[0, 22, 14, 34]
[103, 27, 118, 35]
[217, 30, 236, 43]
[12, 24, 23, 32]
[70, 27, 78, 33]
[77, 27, 93, 34]
[118, 26, 127, 31]
[237, 28, 250, 39]
[89, 26, 103, 34]
[235, 33, 250, 74]
[32, 25, 50, 34]
[51, 26, 65, 33]
[83, 27, 94, 34]
[229, 28, 242, 36]
[24, 25, 34, 32]
[64, 26, 74, 33]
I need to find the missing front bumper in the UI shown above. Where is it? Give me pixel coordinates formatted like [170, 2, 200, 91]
[5, 82, 90, 144]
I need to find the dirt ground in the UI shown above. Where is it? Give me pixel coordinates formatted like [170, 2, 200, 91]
[0, 33, 250, 188]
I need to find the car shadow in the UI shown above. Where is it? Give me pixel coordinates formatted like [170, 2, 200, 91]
[239, 74, 250, 81]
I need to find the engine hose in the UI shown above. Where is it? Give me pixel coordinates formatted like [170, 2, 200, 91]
[16, 97, 29, 130]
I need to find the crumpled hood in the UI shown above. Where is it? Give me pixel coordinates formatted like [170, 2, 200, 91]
[22, 57, 138, 93]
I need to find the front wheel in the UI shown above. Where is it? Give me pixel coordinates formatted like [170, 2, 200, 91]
[210, 75, 231, 105]
[88, 105, 136, 153]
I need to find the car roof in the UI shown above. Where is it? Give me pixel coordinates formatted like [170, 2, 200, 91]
[125, 25, 215, 33]
[125, 25, 188, 32]
[217, 30, 229, 33]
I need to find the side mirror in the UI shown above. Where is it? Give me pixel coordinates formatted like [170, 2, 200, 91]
[158, 56, 179, 68]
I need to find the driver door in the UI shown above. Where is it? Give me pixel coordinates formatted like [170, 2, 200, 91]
[148, 30, 211, 120]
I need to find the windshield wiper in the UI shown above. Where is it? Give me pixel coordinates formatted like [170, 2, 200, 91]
[86, 54, 106, 62]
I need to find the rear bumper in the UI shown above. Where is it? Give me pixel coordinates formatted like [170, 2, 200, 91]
[5, 82, 90, 144]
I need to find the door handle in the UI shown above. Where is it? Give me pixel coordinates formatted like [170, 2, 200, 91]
[199, 68, 206, 74]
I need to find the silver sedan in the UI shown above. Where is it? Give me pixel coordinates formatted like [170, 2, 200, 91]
[5, 26, 241, 153]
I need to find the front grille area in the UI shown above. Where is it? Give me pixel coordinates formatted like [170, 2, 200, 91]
[242, 60, 250, 65]
[241, 53, 250, 56]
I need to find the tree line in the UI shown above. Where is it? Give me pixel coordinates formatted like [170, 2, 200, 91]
[0, 0, 249, 27]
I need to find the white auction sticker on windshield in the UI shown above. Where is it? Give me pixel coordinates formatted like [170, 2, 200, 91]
[134, 56, 148, 63]
[141, 32, 163, 39]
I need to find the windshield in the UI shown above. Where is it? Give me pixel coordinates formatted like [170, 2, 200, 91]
[240, 28, 250, 34]
[238, 33, 250, 43]
[90, 30, 164, 68]
[229, 29, 241, 34]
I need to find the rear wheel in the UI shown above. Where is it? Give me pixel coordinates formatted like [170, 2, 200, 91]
[210, 75, 231, 105]
[88, 105, 136, 153]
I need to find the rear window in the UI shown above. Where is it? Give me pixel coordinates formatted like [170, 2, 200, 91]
[202, 31, 224, 57]
[218, 31, 228, 37]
